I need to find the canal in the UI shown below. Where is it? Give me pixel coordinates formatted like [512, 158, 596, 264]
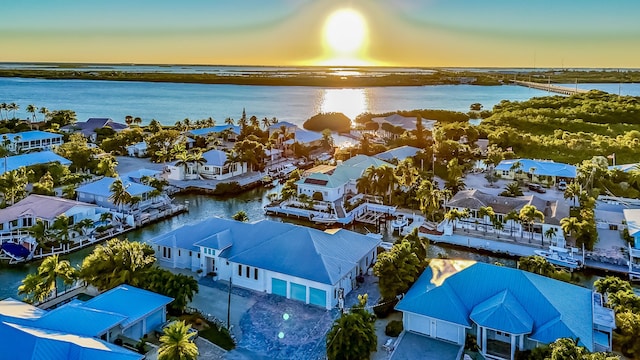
[0, 188, 609, 300]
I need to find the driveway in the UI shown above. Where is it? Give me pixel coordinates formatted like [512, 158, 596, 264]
[191, 278, 334, 360]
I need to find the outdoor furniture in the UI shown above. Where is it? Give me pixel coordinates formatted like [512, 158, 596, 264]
[383, 338, 395, 352]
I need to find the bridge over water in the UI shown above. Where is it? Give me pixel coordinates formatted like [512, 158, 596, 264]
[511, 80, 592, 95]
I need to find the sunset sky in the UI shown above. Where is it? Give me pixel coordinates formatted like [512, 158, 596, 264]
[2, 0, 639, 68]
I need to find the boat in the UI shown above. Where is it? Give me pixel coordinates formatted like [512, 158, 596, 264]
[534, 246, 582, 270]
[0, 242, 32, 264]
[391, 215, 408, 231]
[310, 213, 337, 225]
[278, 163, 297, 177]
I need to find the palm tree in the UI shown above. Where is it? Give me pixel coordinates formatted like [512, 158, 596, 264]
[52, 215, 72, 244]
[249, 115, 259, 128]
[478, 206, 495, 234]
[26, 104, 37, 127]
[158, 320, 199, 360]
[8, 102, 19, 119]
[560, 217, 582, 242]
[261, 117, 271, 129]
[18, 273, 48, 304]
[0, 168, 31, 205]
[544, 227, 558, 247]
[28, 219, 54, 249]
[395, 159, 419, 190]
[148, 119, 162, 133]
[509, 160, 523, 179]
[109, 178, 132, 212]
[224, 117, 235, 126]
[173, 151, 191, 178]
[502, 182, 523, 197]
[189, 150, 206, 172]
[0, 102, 7, 120]
[125, 115, 133, 126]
[39, 107, 49, 122]
[232, 210, 249, 222]
[377, 165, 397, 204]
[564, 181, 583, 208]
[505, 210, 520, 237]
[182, 118, 192, 130]
[37, 255, 77, 299]
[73, 218, 95, 237]
[519, 205, 544, 243]
[205, 117, 215, 127]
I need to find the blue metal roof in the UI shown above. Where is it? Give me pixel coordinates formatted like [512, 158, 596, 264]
[0, 151, 71, 175]
[33, 301, 126, 337]
[148, 218, 381, 285]
[470, 290, 533, 335]
[374, 146, 421, 162]
[76, 177, 154, 197]
[82, 285, 172, 327]
[396, 259, 596, 350]
[202, 149, 228, 166]
[3, 130, 63, 142]
[495, 159, 576, 178]
[0, 321, 143, 360]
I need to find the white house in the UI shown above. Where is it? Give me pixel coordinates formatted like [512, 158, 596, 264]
[495, 159, 576, 186]
[296, 155, 393, 202]
[395, 259, 615, 360]
[0, 195, 114, 252]
[2, 131, 63, 152]
[0, 285, 172, 360]
[148, 217, 381, 310]
[126, 142, 147, 157]
[624, 209, 640, 280]
[167, 149, 247, 181]
[443, 189, 569, 245]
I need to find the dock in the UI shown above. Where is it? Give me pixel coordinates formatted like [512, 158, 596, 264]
[511, 80, 592, 95]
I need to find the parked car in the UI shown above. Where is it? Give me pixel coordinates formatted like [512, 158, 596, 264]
[527, 183, 547, 193]
[557, 181, 567, 191]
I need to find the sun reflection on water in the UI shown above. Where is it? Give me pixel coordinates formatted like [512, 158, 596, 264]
[319, 88, 368, 121]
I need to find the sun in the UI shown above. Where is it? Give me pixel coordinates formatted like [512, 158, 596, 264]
[324, 9, 367, 56]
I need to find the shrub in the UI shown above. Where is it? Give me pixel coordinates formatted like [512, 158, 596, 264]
[385, 320, 403, 337]
[212, 181, 243, 195]
[373, 298, 398, 319]
[303, 112, 351, 133]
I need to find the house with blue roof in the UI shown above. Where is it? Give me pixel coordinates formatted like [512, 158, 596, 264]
[624, 209, 640, 280]
[61, 118, 128, 142]
[167, 149, 246, 181]
[187, 124, 241, 141]
[0, 150, 71, 176]
[495, 159, 576, 186]
[76, 177, 166, 214]
[2, 130, 63, 153]
[609, 162, 639, 173]
[148, 217, 381, 310]
[296, 155, 393, 202]
[0, 285, 172, 360]
[374, 146, 421, 163]
[395, 259, 615, 360]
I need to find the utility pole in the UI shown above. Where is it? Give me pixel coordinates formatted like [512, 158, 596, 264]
[227, 277, 232, 330]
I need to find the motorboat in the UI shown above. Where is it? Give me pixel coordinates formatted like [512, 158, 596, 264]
[534, 246, 582, 270]
[311, 213, 337, 225]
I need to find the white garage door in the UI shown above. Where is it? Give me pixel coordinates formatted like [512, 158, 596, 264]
[436, 321, 460, 344]
[407, 314, 430, 336]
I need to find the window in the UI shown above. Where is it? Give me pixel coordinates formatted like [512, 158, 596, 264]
[238, 265, 242, 276]
[22, 218, 33, 227]
[0, 223, 3, 230]
[189, 251, 192, 256]
[254, 268, 258, 280]
[197, 253, 200, 258]
[167, 248, 171, 258]
[10, 220, 17, 227]
[245, 266, 250, 278]
[178, 250, 181, 256]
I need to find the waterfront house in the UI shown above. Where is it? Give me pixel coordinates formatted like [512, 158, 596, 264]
[3, 130, 63, 153]
[495, 159, 576, 186]
[60, 117, 128, 142]
[443, 189, 568, 245]
[187, 124, 241, 142]
[0, 151, 71, 176]
[76, 177, 164, 214]
[624, 209, 640, 280]
[374, 145, 421, 163]
[296, 155, 393, 202]
[0, 195, 113, 247]
[167, 149, 246, 181]
[0, 285, 172, 359]
[149, 217, 380, 310]
[268, 121, 323, 150]
[395, 259, 615, 360]
[370, 114, 436, 139]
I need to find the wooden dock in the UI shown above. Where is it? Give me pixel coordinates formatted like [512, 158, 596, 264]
[511, 80, 591, 95]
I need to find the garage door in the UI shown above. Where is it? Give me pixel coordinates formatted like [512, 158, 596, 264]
[436, 321, 460, 344]
[290, 282, 307, 302]
[272, 278, 287, 297]
[309, 287, 327, 308]
[407, 314, 430, 336]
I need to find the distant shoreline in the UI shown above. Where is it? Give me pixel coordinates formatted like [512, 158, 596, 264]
[0, 67, 639, 87]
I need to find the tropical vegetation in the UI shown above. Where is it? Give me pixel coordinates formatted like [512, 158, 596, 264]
[158, 320, 199, 360]
[326, 294, 377, 360]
